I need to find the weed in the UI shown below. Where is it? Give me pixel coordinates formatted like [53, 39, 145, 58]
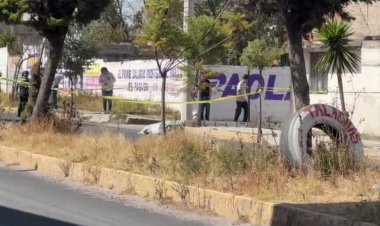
[154, 180, 166, 201]
[59, 161, 71, 177]
[173, 183, 190, 203]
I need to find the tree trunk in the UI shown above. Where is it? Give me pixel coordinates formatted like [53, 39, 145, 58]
[285, 20, 310, 110]
[337, 72, 346, 112]
[161, 74, 167, 135]
[257, 69, 263, 145]
[195, 69, 202, 127]
[247, 69, 251, 123]
[11, 59, 23, 100]
[70, 77, 75, 118]
[31, 35, 66, 119]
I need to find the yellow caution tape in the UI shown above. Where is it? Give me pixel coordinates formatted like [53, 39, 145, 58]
[0, 77, 291, 105]
[102, 89, 267, 105]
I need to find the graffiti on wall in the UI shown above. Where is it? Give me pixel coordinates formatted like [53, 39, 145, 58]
[210, 73, 291, 101]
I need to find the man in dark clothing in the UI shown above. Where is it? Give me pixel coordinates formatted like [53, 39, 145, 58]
[49, 73, 64, 109]
[200, 79, 211, 121]
[17, 71, 29, 117]
[234, 74, 249, 122]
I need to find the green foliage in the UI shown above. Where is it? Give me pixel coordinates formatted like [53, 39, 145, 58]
[140, 0, 191, 68]
[62, 25, 98, 79]
[84, 21, 125, 45]
[91, 0, 143, 42]
[185, 15, 227, 65]
[195, 0, 228, 17]
[316, 20, 360, 76]
[0, 31, 16, 48]
[240, 39, 284, 70]
[0, 0, 111, 37]
[220, 11, 253, 65]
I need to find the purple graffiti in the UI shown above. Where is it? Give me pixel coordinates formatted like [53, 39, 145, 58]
[265, 75, 285, 101]
[210, 73, 291, 101]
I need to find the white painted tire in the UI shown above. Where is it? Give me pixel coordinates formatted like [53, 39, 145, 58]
[280, 104, 363, 168]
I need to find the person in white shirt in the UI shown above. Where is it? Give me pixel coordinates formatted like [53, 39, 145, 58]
[234, 74, 249, 122]
[99, 67, 116, 113]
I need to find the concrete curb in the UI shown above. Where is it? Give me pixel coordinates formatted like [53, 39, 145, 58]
[0, 146, 375, 226]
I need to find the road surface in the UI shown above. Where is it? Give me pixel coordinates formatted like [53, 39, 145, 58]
[0, 164, 245, 226]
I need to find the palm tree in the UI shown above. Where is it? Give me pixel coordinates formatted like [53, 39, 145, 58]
[316, 20, 360, 113]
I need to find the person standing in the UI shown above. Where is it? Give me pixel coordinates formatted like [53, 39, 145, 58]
[17, 71, 29, 117]
[49, 73, 64, 109]
[234, 74, 249, 122]
[200, 79, 211, 121]
[99, 67, 116, 114]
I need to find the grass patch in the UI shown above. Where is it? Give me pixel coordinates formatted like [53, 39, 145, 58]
[0, 92, 17, 108]
[62, 92, 180, 119]
[0, 120, 379, 224]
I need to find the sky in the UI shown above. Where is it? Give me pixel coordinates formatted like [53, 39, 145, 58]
[123, 0, 144, 15]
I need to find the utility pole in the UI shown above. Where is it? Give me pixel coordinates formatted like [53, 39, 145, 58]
[182, 0, 194, 122]
[184, 0, 194, 31]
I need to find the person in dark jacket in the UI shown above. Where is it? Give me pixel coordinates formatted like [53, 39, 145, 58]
[17, 71, 29, 117]
[200, 79, 211, 121]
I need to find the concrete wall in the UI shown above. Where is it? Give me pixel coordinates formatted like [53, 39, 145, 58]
[81, 61, 293, 123]
[205, 65, 292, 124]
[0, 47, 8, 93]
[81, 59, 187, 115]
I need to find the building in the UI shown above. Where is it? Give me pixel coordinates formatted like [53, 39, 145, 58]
[304, 2, 380, 137]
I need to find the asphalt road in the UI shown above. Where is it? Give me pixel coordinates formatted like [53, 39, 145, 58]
[0, 164, 243, 226]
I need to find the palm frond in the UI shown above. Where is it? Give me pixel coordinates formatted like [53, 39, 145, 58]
[316, 20, 360, 76]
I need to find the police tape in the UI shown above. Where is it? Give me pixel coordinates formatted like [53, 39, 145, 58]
[0, 77, 292, 105]
[1, 76, 293, 93]
[101, 89, 266, 105]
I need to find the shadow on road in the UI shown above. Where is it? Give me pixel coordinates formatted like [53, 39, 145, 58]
[0, 206, 80, 226]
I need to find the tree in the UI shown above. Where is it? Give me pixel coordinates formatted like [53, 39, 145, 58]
[240, 39, 283, 144]
[185, 15, 227, 126]
[0, 31, 17, 49]
[195, 0, 228, 18]
[316, 20, 360, 113]
[85, 0, 144, 44]
[84, 20, 126, 45]
[195, 1, 286, 65]
[61, 25, 98, 115]
[243, 0, 375, 110]
[0, 0, 111, 119]
[220, 11, 253, 65]
[141, 0, 228, 134]
[140, 0, 192, 135]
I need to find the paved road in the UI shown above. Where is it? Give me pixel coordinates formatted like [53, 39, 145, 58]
[0, 164, 242, 226]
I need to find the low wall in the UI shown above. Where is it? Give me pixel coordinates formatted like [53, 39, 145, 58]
[77, 60, 294, 124]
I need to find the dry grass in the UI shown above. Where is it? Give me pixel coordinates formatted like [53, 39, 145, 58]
[0, 92, 17, 108]
[0, 120, 379, 223]
[63, 92, 180, 119]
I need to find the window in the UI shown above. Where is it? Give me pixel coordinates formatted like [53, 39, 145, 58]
[310, 53, 328, 93]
